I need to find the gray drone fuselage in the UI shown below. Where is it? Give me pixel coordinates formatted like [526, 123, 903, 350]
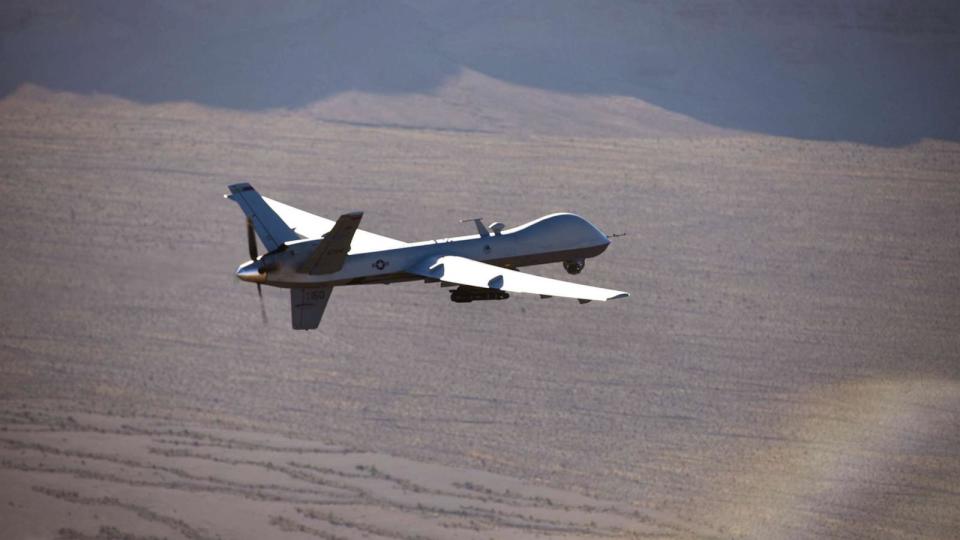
[226, 182, 626, 329]
[237, 213, 610, 289]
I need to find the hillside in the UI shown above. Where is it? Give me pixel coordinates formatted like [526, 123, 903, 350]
[2, 0, 958, 143]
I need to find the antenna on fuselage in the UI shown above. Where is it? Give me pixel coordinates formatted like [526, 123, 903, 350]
[460, 217, 490, 237]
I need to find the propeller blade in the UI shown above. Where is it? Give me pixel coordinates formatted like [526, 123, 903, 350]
[246, 218, 258, 261]
[257, 283, 268, 325]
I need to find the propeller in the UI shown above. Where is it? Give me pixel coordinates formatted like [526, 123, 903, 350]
[257, 280, 268, 325]
[246, 218, 268, 324]
[246, 217, 258, 260]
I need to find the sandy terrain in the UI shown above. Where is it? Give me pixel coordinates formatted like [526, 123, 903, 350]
[1, 88, 957, 539]
[2, 406, 671, 539]
[2, 2, 960, 539]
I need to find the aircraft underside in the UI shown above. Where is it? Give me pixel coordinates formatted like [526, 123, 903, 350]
[226, 183, 627, 329]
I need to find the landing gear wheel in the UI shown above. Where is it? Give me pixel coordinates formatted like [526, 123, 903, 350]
[563, 259, 585, 275]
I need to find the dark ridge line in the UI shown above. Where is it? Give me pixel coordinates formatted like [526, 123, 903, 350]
[146, 447, 367, 498]
[3, 458, 356, 506]
[298, 507, 440, 540]
[269, 515, 349, 540]
[32, 486, 217, 540]
[0, 439, 356, 503]
[314, 117, 497, 135]
[56, 525, 170, 540]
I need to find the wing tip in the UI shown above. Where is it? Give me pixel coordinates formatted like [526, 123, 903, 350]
[609, 292, 630, 300]
[228, 182, 255, 194]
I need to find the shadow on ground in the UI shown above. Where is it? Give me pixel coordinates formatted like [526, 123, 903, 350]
[2, 0, 959, 145]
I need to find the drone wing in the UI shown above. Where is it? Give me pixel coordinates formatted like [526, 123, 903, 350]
[408, 255, 629, 303]
[264, 197, 407, 254]
[226, 184, 299, 251]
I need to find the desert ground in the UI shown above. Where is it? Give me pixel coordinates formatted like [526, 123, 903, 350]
[2, 2, 959, 539]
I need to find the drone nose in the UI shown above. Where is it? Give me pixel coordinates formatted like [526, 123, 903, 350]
[236, 261, 266, 283]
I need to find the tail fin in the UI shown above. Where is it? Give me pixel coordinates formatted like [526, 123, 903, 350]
[226, 183, 299, 251]
[291, 286, 333, 330]
[301, 211, 363, 275]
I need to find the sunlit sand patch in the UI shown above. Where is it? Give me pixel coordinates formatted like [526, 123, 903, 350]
[705, 378, 960, 539]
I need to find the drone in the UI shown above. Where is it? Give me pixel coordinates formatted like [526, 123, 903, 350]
[226, 183, 628, 329]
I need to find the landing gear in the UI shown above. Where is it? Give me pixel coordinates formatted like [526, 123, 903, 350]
[563, 259, 585, 275]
